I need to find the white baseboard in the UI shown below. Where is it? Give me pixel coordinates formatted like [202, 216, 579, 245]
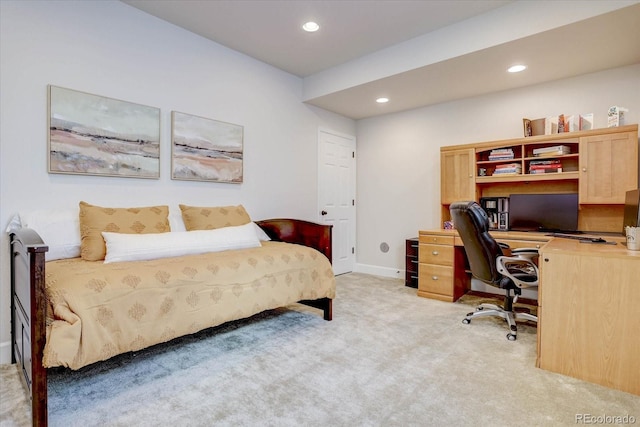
[353, 263, 403, 279]
[0, 341, 11, 365]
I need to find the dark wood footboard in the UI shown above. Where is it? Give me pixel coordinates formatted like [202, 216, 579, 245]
[256, 218, 333, 321]
[10, 228, 49, 427]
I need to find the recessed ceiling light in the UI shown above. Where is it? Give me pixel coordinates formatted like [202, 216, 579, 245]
[376, 97, 389, 104]
[508, 64, 527, 73]
[302, 22, 319, 32]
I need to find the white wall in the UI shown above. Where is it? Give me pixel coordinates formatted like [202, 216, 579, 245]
[0, 1, 355, 363]
[355, 64, 640, 277]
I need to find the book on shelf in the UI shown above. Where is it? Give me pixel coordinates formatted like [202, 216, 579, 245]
[533, 145, 570, 155]
[534, 152, 569, 158]
[495, 163, 521, 169]
[529, 168, 563, 174]
[492, 172, 521, 176]
[529, 158, 562, 173]
[493, 165, 522, 175]
[530, 166, 563, 172]
[533, 145, 570, 157]
[488, 148, 514, 161]
[530, 159, 562, 165]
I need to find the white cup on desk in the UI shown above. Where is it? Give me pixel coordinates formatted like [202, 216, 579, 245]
[625, 226, 640, 250]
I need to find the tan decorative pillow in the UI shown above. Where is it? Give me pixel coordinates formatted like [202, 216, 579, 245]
[179, 204, 251, 231]
[79, 201, 170, 261]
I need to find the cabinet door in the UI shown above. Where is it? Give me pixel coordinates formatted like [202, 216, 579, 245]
[441, 148, 476, 204]
[579, 131, 638, 204]
[538, 250, 640, 394]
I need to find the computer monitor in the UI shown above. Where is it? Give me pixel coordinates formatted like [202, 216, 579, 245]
[622, 189, 640, 234]
[508, 193, 579, 232]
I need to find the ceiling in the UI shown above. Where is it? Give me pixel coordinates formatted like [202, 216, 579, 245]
[122, 1, 640, 120]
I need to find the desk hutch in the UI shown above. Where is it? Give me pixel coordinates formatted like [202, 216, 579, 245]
[440, 124, 638, 232]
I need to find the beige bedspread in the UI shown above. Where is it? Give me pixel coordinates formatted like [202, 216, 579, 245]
[43, 241, 336, 369]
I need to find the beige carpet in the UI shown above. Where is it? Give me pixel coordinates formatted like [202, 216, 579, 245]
[0, 273, 637, 426]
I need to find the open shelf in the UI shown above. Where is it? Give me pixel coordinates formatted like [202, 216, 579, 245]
[476, 171, 579, 184]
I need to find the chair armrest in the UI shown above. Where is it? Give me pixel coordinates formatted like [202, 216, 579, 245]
[511, 247, 538, 254]
[496, 255, 539, 289]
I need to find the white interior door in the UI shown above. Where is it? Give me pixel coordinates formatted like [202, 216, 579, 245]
[318, 129, 356, 275]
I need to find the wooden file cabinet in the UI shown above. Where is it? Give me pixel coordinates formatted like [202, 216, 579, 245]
[417, 230, 468, 302]
[405, 238, 419, 288]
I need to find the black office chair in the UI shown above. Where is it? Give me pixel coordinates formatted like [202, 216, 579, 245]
[449, 201, 538, 340]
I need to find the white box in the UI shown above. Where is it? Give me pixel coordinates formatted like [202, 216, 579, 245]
[545, 116, 558, 134]
[567, 115, 580, 132]
[608, 106, 627, 127]
[580, 113, 594, 131]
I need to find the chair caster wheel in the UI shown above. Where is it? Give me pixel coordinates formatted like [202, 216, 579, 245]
[462, 318, 470, 324]
[507, 333, 516, 341]
[476, 306, 484, 311]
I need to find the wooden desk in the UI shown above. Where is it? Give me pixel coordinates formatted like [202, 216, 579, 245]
[537, 237, 639, 395]
[418, 229, 639, 395]
[417, 229, 550, 301]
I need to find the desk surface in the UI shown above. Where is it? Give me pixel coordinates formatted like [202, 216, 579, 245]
[541, 234, 639, 258]
[420, 229, 638, 255]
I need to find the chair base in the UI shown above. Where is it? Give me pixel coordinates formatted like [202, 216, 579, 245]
[462, 302, 537, 341]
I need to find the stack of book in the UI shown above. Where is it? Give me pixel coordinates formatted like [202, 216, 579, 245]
[529, 159, 563, 174]
[532, 145, 570, 157]
[492, 163, 522, 175]
[488, 148, 514, 160]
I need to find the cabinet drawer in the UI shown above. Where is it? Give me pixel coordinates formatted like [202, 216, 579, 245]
[406, 238, 419, 257]
[419, 244, 453, 265]
[418, 264, 453, 296]
[497, 238, 546, 251]
[405, 270, 419, 288]
[406, 257, 419, 274]
[419, 234, 455, 245]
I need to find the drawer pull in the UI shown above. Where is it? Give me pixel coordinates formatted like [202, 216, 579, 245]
[432, 276, 438, 280]
[432, 250, 439, 256]
[411, 260, 418, 264]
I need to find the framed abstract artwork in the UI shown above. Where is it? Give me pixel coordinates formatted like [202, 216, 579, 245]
[171, 111, 244, 183]
[48, 85, 160, 178]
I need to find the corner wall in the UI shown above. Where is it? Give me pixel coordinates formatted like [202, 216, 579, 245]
[0, 1, 355, 363]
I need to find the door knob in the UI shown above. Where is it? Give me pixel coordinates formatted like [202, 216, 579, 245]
[321, 210, 327, 216]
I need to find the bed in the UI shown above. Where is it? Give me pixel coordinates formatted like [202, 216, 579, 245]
[9, 203, 335, 427]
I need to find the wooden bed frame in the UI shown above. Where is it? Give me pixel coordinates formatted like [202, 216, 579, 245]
[10, 218, 332, 427]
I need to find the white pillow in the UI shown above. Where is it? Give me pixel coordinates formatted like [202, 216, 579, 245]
[252, 222, 271, 241]
[19, 209, 81, 261]
[168, 210, 187, 232]
[102, 222, 262, 264]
